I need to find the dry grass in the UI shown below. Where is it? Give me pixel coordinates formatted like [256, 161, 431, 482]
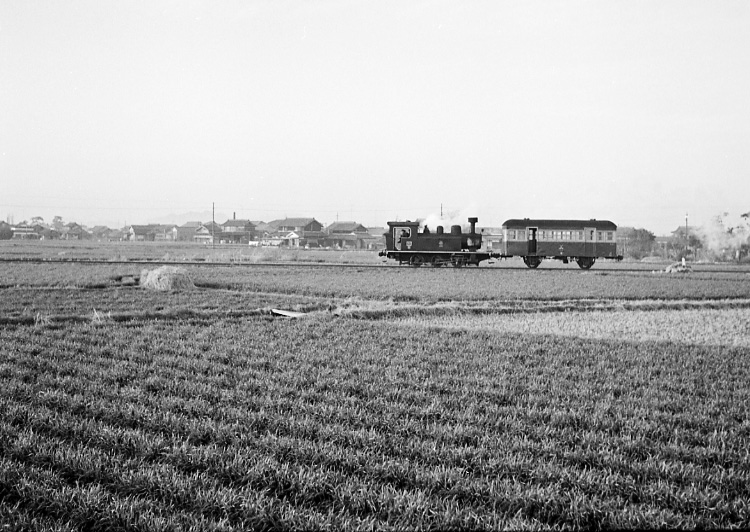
[395, 306, 750, 347]
[139, 266, 194, 291]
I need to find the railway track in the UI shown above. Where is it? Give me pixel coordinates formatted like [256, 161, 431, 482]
[0, 256, 746, 275]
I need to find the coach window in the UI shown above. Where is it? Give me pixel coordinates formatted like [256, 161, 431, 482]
[607, 231, 614, 241]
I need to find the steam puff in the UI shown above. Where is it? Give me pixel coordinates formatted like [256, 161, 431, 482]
[419, 205, 478, 232]
[696, 214, 749, 255]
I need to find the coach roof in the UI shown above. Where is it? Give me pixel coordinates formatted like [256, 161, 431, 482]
[502, 219, 618, 231]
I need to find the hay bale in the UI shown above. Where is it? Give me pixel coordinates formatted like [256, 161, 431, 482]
[665, 260, 692, 273]
[140, 266, 194, 291]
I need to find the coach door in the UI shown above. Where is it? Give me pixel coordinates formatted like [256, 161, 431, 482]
[527, 227, 538, 254]
[584, 227, 596, 256]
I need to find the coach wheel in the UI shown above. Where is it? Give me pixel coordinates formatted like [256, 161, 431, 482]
[576, 257, 595, 270]
[409, 255, 424, 267]
[523, 256, 541, 269]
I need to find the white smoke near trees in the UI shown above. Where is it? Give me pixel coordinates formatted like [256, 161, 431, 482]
[695, 212, 750, 260]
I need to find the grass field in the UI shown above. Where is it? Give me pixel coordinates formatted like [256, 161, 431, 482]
[1, 246, 749, 530]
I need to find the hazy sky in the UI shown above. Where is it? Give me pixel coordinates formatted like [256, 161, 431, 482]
[2, 1, 749, 233]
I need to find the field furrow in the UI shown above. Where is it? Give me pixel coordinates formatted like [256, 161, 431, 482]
[1, 259, 749, 529]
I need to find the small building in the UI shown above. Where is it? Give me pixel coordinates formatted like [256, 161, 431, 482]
[0, 221, 12, 240]
[323, 221, 378, 249]
[268, 218, 324, 247]
[251, 221, 272, 239]
[128, 224, 178, 241]
[176, 221, 202, 242]
[90, 226, 111, 240]
[152, 225, 178, 241]
[366, 227, 387, 249]
[221, 218, 256, 244]
[479, 227, 504, 251]
[129, 225, 155, 241]
[63, 223, 90, 240]
[106, 229, 127, 241]
[261, 231, 299, 247]
[10, 223, 40, 240]
[194, 222, 223, 244]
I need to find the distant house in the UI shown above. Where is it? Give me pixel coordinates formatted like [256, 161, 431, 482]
[129, 225, 155, 241]
[251, 221, 272, 239]
[38, 227, 60, 240]
[194, 222, 223, 244]
[327, 221, 368, 234]
[176, 221, 202, 242]
[366, 227, 387, 249]
[10, 223, 40, 240]
[479, 227, 504, 251]
[221, 218, 256, 244]
[261, 231, 300, 247]
[91, 226, 111, 240]
[63, 223, 90, 240]
[367, 227, 386, 237]
[106, 229, 127, 241]
[267, 218, 324, 247]
[0, 221, 12, 240]
[152, 224, 178, 241]
[127, 224, 176, 241]
[323, 221, 377, 249]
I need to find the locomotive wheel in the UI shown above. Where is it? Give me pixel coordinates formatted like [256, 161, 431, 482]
[576, 257, 595, 270]
[523, 256, 541, 269]
[431, 256, 443, 267]
[409, 255, 424, 267]
[451, 256, 465, 268]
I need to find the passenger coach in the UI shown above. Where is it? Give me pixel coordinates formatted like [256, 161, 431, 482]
[500, 219, 622, 269]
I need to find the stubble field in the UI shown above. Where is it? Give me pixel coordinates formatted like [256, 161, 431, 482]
[1, 242, 749, 530]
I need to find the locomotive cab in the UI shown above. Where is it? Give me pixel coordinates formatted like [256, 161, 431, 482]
[385, 221, 420, 252]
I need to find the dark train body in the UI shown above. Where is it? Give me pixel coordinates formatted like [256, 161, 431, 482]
[379, 217, 495, 266]
[500, 218, 622, 269]
[379, 216, 622, 269]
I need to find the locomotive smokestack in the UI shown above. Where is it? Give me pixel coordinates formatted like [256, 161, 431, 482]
[468, 217, 478, 234]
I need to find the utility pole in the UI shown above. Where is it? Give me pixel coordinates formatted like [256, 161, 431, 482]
[212, 202, 215, 253]
[685, 212, 688, 258]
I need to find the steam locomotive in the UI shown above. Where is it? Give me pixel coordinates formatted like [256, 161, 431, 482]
[378, 217, 494, 267]
[379, 217, 622, 269]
